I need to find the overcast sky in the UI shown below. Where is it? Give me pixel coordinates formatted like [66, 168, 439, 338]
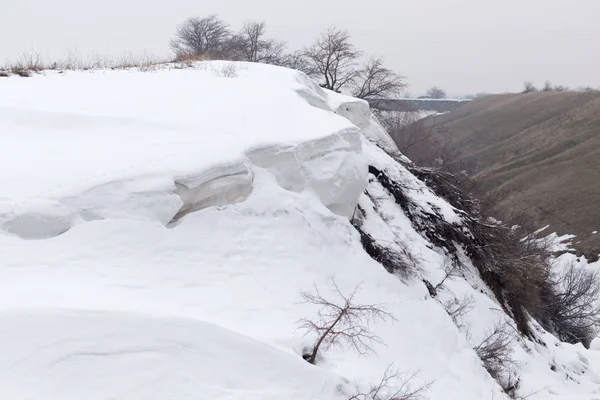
[2, 0, 599, 95]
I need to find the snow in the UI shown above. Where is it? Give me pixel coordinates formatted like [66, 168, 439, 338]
[0, 309, 341, 400]
[1, 62, 600, 399]
[0, 62, 366, 236]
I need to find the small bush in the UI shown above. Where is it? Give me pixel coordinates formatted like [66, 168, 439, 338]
[11, 67, 31, 77]
[522, 81, 538, 93]
[474, 321, 516, 388]
[542, 80, 554, 92]
[468, 211, 553, 335]
[540, 263, 600, 347]
[443, 294, 475, 330]
[348, 364, 431, 400]
[352, 206, 417, 278]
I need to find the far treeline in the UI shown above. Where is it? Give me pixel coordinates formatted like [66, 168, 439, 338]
[169, 15, 598, 99]
[522, 80, 598, 93]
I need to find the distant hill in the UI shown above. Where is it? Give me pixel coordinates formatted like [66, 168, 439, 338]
[421, 91, 600, 259]
[368, 98, 470, 113]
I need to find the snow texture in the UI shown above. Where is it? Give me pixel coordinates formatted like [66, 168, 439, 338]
[1, 62, 599, 400]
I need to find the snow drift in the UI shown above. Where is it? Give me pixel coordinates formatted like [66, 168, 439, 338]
[1, 61, 599, 400]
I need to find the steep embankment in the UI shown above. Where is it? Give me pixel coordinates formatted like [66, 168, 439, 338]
[423, 91, 600, 258]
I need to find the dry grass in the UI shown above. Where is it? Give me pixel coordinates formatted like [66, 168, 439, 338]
[420, 91, 600, 260]
[1, 52, 169, 76]
[0, 52, 244, 78]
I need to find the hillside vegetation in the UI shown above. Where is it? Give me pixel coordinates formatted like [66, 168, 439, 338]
[421, 91, 600, 259]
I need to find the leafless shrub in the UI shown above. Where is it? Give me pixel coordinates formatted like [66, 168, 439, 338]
[474, 321, 516, 385]
[577, 85, 598, 92]
[302, 27, 362, 92]
[468, 212, 554, 335]
[214, 63, 238, 78]
[542, 80, 554, 92]
[540, 81, 569, 93]
[2, 52, 44, 77]
[352, 215, 418, 279]
[443, 294, 475, 330]
[433, 261, 462, 293]
[231, 20, 286, 64]
[422, 86, 446, 99]
[10, 67, 31, 77]
[11, 52, 44, 72]
[298, 277, 394, 364]
[170, 15, 232, 60]
[522, 81, 538, 93]
[348, 364, 432, 400]
[542, 263, 600, 346]
[351, 57, 407, 100]
[374, 110, 421, 131]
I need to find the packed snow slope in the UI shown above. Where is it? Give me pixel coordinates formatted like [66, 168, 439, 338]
[0, 62, 599, 400]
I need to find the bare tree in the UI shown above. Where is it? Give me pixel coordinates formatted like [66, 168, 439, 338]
[302, 27, 361, 92]
[170, 15, 232, 59]
[348, 364, 431, 400]
[298, 277, 394, 364]
[553, 85, 568, 92]
[351, 57, 407, 100]
[544, 263, 600, 346]
[423, 86, 447, 99]
[232, 21, 286, 64]
[542, 80, 554, 92]
[522, 81, 538, 93]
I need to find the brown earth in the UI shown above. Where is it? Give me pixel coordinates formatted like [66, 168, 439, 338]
[420, 91, 600, 260]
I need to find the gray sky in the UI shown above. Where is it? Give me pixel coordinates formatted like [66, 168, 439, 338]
[3, 0, 599, 95]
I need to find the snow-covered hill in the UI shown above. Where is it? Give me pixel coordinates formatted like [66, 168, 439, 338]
[0, 62, 599, 399]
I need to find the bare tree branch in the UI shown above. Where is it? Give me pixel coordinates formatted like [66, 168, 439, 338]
[232, 21, 286, 64]
[348, 364, 432, 400]
[352, 57, 407, 100]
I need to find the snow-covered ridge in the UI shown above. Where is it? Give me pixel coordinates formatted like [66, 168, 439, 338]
[2, 62, 600, 400]
[0, 62, 367, 237]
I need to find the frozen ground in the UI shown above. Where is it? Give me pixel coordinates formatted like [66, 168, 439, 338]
[0, 62, 599, 399]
